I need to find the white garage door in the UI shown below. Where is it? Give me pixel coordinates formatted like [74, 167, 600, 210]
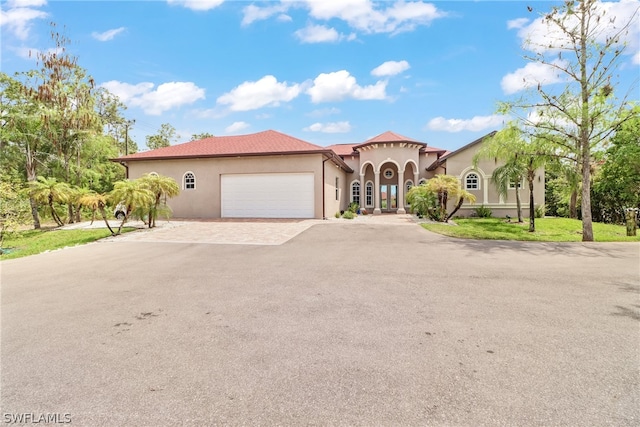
[221, 173, 315, 218]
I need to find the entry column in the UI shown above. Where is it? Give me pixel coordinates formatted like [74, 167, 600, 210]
[373, 171, 381, 215]
[397, 170, 406, 214]
[359, 173, 365, 209]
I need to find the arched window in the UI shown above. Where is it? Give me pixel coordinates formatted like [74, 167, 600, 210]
[149, 172, 159, 177]
[418, 178, 427, 185]
[405, 180, 414, 192]
[183, 172, 196, 190]
[465, 173, 479, 190]
[365, 181, 374, 208]
[351, 181, 360, 205]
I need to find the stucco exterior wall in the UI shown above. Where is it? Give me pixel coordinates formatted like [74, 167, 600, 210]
[323, 160, 347, 217]
[126, 154, 326, 219]
[443, 143, 545, 218]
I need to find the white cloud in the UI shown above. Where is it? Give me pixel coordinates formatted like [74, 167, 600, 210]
[507, 17, 529, 30]
[225, 121, 250, 133]
[427, 115, 507, 132]
[7, 0, 46, 6]
[242, 0, 447, 35]
[501, 59, 567, 95]
[91, 27, 126, 42]
[371, 60, 410, 77]
[100, 80, 205, 115]
[12, 45, 60, 60]
[167, 0, 224, 11]
[304, 121, 352, 133]
[304, 0, 447, 34]
[217, 75, 301, 111]
[306, 70, 387, 103]
[242, 3, 290, 26]
[633, 50, 640, 65]
[307, 107, 341, 117]
[295, 24, 340, 43]
[513, 0, 640, 55]
[0, 4, 48, 40]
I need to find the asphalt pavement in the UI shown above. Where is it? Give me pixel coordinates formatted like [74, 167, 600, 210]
[1, 221, 639, 426]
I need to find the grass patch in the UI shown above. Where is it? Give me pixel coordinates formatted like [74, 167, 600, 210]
[0, 228, 135, 261]
[421, 217, 640, 242]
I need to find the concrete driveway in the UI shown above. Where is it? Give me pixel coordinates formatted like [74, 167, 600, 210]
[2, 221, 639, 426]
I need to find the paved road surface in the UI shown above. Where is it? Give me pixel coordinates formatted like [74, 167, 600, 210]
[2, 221, 639, 426]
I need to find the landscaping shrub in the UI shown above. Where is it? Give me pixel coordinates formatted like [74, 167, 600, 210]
[474, 205, 492, 218]
[535, 204, 545, 218]
[342, 210, 355, 219]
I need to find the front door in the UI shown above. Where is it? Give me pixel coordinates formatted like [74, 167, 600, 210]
[380, 184, 398, 212]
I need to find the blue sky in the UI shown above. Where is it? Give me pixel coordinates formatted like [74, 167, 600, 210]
[1, 0, 638, 151]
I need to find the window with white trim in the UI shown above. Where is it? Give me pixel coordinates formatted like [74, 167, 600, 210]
[405, 180, 414, 192]
[183, 172, 196, 190]
[418, 178, 427, 185]
[465, 173, 479, 190]
[509, 180, 522, 189]
[365, 181, 373, 207]
[149, 172, 159, 177]
[351, 181, 360, 205]
[383, 168, 394, 179]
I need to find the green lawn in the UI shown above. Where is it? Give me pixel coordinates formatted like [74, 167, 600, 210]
[0, 228, 134, 261]
[421, 217, 640, 242]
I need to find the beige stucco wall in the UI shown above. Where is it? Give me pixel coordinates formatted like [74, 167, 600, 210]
[443, 143, 545, 218]
[323, 159, 347, 217]
[125, 154, 327, 219]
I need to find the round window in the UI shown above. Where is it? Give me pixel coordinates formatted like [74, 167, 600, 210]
[384, 168, 394, 179]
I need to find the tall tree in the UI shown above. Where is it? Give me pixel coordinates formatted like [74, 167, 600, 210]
[592, 108, 640, 223]
[500, 0, 639, 241]
[29, 24, 102, 223]
[146, 123, 178, 150]
[0, 73, 49, 228]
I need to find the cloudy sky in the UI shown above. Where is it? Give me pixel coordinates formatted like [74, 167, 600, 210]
[1, 0, 638, 151]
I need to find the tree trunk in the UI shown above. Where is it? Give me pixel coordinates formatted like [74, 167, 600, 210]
[515, 185, 523, 223]
[446, 197, 465, 222]
[29, 197, 41, 229]
[25, 147, 41, 229]
[578, 0, 594, 242]
[528, 163, 535, 233]
[98, 204, 115, 235]
[569, 190, 578, 219]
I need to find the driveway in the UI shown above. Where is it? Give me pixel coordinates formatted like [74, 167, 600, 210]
[2, 221, 639, 426]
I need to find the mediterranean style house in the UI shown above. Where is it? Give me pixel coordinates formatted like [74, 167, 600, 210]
[114, 130, 544, 219]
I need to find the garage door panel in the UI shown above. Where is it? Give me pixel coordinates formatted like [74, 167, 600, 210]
[221, 173, 314, 218]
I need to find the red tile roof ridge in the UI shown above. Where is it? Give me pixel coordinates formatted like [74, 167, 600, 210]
[359, 130, 423, 145]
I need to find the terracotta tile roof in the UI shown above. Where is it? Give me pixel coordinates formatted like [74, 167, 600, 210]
[422, 146, 447, 153]
[325, 143, 358, 156]
[116, 130, 325, 161]
[361, 131, 422, 144]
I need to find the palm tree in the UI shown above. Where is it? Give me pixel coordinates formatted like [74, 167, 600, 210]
[138, 174, 180, 228]
[425, 175, 469, 221]
[446, 188, 477, 221]
[406, 184, 437, 218]
[28, 176, 73, 227]
[109, 180, 154, 235]
[407, 175, 476, 222]
[78, 191, 115, 235]
[491, 160, 524, 223]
